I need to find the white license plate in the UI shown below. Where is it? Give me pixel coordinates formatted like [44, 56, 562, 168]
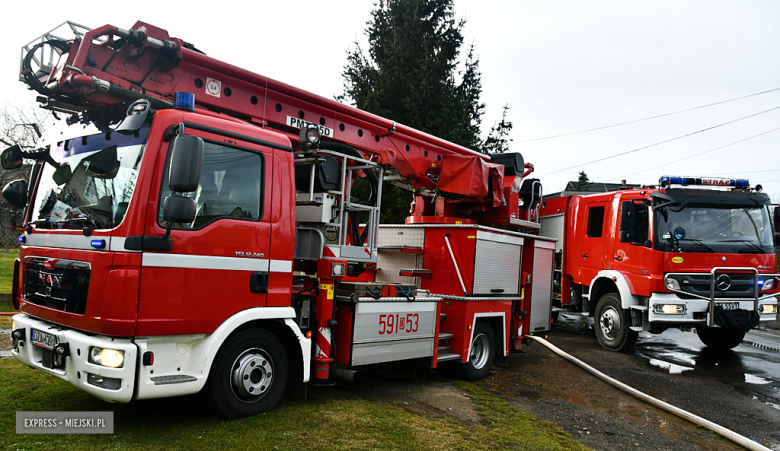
[718, 302, 739, 311]
[31, 329, 57, 350]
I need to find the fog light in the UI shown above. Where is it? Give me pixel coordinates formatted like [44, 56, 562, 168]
[760, 304, 778, 314]
[87, 373, 121, 390]
[653, 304, 686, 315]
[664, 278, 680, 291]
[89, 347, 124, 368]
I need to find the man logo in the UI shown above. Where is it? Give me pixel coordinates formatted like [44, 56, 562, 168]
[715, 274, 731, 291]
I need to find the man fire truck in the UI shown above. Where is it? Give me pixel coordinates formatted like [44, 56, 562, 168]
[539, 177, 779, 352]
[2, 22, 555, 418]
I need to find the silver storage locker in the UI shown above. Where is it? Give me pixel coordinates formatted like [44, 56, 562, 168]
[472, 230, 523, 295]
[351, 301, 437, 366]
[529, 240, 555, 332]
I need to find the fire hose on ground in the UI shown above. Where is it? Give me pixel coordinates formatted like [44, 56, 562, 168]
[526, 335, 771, 451]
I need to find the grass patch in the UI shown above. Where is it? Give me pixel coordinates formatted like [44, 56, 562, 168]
[0, 300, 17, 328]
[0, 358, 589, 450]
[0, 250, 19, 294]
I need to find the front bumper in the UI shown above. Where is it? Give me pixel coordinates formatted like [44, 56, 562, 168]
[647, 292, 778, 325]
[11, 314, 137, 403]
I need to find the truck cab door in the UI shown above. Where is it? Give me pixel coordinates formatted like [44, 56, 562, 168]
[136, 128, 274, 336]
[613, 197, 653, 279]
[575, 201, 609, 282]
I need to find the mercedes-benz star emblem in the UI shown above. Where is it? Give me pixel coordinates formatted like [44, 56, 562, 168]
[716, 274, 731, 291]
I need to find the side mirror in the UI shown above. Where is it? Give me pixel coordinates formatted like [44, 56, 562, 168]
[163, 195, 196, 224]
[2, 179, 28, 208]
[168, 135, 204, 192]
[1, 145, 23, 170]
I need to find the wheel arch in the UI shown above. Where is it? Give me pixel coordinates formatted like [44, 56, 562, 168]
[468, 313, 506, 359]
[590, 271, 639, 310]
[193, 308, 310, 391]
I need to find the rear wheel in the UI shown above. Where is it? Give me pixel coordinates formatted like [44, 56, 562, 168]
[205, 329, 288, 419]
[696, 326, 745, 350]
[460, 322, 496, 381]
[594, 293, 638, 352]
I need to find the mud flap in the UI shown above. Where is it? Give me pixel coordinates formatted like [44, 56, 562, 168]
[713, 306, 759, 330]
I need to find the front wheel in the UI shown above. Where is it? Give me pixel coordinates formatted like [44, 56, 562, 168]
[594, 293, 638, 352]
[205, 329, 288, 419]
[696, 326, 745, 350]
[460, 322, 496, 381]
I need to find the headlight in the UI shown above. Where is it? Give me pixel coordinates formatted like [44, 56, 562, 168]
[653, 304, 686, 315]
[665, 278, 680, 291]
[89, 347, 124, 368]
[760, 304, 778, 314]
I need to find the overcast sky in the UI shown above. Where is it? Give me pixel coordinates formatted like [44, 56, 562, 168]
[2, 1, 778, 200]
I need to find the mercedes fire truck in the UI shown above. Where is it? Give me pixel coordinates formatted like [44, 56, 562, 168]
[2, 21, 554, 418]
[539, 176, 779, 352]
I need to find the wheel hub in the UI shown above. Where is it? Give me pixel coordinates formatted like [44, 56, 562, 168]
[470, 333, 490, 370]
[231, 349, 273, 401]
[599, 306, 621, 340]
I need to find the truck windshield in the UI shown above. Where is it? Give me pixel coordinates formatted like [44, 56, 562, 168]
[30, 124, 150, 230]
[655, 205, 774, 254]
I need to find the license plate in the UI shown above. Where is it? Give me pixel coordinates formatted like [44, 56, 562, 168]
[31, 329, 57, 350]
[717, 302, 739, 311]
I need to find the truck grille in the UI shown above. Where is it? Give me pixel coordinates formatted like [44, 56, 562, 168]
[23, 257, 91, 314]
[667, 272, 757, 299]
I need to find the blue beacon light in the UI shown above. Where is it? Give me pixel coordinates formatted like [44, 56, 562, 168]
[173, 92, 196, 112]
[90, 239, 106, 249]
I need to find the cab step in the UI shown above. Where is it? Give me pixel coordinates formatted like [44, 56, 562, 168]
[629, 305, 648, 311]
[437, 352, 461, 362]
[438, 332, 454, 341]
[151, 375, 197, 385]
[629, 326, 644, 332]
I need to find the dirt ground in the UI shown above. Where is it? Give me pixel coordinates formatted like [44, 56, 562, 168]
[340, 328, 779, 451]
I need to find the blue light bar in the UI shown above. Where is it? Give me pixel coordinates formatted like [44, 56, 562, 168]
[173, 92, 196, 112]
[659, 176, 749, 188]
[90, 239, 106, 249]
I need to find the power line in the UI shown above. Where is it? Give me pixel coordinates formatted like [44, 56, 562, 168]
[609, 126, 780, 181]
[538, 105, 780, 177]
[519, 87, 780, 143]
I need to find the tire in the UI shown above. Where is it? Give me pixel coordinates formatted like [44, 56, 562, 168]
[696, 326, 745, 350]
[594, 293, 638, 352]
[460, 322, 496, 381]
[205, 329, 288, 419]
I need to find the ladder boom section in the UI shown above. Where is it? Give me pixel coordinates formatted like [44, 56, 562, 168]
[41, 21, 491, 196]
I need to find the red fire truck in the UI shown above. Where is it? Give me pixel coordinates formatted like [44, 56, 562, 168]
[539, 177, 779, 352]
[2, 21, 555, 418]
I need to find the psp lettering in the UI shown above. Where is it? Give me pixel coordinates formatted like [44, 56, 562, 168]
[286, 116, 334, 137]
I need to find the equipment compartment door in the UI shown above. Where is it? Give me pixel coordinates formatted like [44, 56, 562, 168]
[137, 129, 275, 336]
[529, 241, 555, 333]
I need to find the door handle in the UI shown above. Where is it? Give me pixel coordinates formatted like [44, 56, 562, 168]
[614, 256, 623, 261]
[582, 254, 589, 258]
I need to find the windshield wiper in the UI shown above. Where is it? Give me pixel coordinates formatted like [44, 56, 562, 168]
[56, 216, 102, 230]
[678, 238, 715, 253]
[718, 239, 766, 254]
